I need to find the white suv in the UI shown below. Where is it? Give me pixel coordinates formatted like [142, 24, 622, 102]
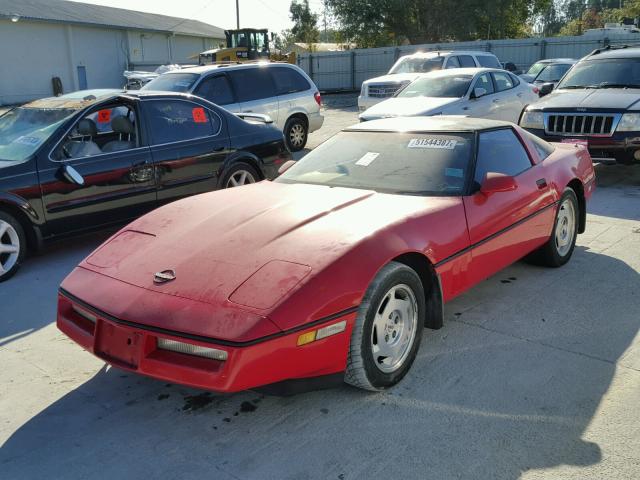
[358, 51, 502, 111]
[143, 62, 324, 151]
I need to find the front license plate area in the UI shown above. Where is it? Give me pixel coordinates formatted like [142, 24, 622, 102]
[96, 322, 141, 369]
[561, 138, 588, 146]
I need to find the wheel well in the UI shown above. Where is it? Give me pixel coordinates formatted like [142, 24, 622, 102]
[228, 156, 265, 181]
[287, 112, 308, 129]
[567, 179, 586, 234]
[0, 203, 38, 253]
[392, 252, 443, 330]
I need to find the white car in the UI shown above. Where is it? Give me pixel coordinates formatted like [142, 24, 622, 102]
[358, 51, 502, 111]
[359, 68, 539, 124]
[143, 62, 323, 151]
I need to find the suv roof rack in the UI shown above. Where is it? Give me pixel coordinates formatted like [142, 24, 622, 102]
[588, 44, 630, 56]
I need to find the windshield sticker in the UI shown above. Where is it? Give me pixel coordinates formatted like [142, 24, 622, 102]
[97, 109, 111, 123]
[445, 167, 464, 178]
[192, 107, 207, 123]
[13, 136, 41, 146]
[408, 138, 457, 149]
[355, 151, 380, 166]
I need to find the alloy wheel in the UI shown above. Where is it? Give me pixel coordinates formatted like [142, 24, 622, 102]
[226, 170, 256, 188]
[0, 220, 20, 277]
[555, 198, 576, 257]
[289, 123, 306, 149]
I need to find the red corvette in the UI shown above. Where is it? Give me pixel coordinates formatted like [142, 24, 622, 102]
[57, 117, 595, 393]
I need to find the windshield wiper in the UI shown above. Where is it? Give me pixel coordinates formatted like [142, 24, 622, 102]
[559, 85, 598, 89]
[596, 82, 640, 89]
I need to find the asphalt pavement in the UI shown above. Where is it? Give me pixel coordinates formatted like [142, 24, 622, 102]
[1, 97, 639, 479]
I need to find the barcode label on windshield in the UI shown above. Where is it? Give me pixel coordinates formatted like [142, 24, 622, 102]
[408, 138, 457, 150]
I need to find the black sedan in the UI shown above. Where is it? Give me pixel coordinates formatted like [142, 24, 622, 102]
[0, 89, 291, 281]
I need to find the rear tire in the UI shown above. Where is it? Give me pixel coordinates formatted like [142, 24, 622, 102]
[284, 116, 308, 152]
[220, 162, 259, 189]
[345, 262, 425, 391]
[0, 211, 26, 282]
[532, 189, 579, 267]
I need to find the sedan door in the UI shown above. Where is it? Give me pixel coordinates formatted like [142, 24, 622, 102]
[38, 102, 157, 236]
[141, 98, 230, 205]
[228, 67, 280, 127]
[463, 128, 556, 285]
[490, 71, 524, 122]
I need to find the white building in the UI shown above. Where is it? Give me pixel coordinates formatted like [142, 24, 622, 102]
[0, 0, 225, 105]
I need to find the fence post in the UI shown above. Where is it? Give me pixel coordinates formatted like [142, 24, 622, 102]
[308, 53, 314, 85]
[539, 39, 546, 60]
[604, 36, 610, 48]
[350, 50, 356, 91]
[394, 47, 400, 61]
[486, 42, 492, 52]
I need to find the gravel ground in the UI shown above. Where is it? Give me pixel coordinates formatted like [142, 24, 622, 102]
[0, 98, 639, 480]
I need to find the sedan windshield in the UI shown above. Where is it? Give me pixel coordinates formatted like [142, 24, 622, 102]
[535, 64, 572, 83]
[389, 57, 445, 74]
[526, 61, 548, 76]
[276, 131, 472, 196]
[142, 73, 200, 92]
[0, 107, 75, 163]
[397, 75, 472, 98]
[557, 58, 640, 89]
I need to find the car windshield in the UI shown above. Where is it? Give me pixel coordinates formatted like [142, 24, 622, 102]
[557, 58, 640, 89]
[535, 64, 572, 83]
[276, 131, 473, 196]
[526, 61, 548, 76]
[397, 75, 472, 98]
[0, 107, 75, 164]
[142, 73, 200, 92]
[389, 56, 445, 74]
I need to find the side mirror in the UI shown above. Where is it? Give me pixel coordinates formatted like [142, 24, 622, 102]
[278, 160, 296, 175]
[539, 82, 554, 97]
[480, 172, 517, 194]
[62, 165, 85, 186]
[472, 87, 487, 99]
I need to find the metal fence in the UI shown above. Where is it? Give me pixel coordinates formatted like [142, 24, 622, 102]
[297, 33, 640, 92]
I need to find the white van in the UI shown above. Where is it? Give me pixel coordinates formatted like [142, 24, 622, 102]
[358, 51, 502, 111]
[143, 62, 323, 151]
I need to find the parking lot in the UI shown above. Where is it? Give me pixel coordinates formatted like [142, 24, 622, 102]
[1, 95, 639, 480]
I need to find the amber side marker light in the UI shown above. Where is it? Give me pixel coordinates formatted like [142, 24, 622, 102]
[157, 338, 228, 361]
[297, 320, 347, 346]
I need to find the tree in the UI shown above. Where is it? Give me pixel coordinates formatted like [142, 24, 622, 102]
[289, 0, 320, 45]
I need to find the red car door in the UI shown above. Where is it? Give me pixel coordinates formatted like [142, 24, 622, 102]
[463, 128, 557, 286]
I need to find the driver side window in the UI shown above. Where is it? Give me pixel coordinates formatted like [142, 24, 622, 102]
[474, 129, 533, 187]
[53, 104, 138, 160]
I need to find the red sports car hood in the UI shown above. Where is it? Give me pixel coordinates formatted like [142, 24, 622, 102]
[80, 181, 456, 313]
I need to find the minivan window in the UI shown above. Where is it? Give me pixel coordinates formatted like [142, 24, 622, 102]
[458, 55, 476, 67]
[142, 73, 200, 92]
[446, 56, 461, 69]
[229, 68, 277, 102]
[271, 67, 310, 95]
[194, 75, 235, 105]
[145, 100, 217, 144]
[557, 58, 640, 89]
[474, 129, 532, 185]
[389, 56, 445, 74]
[476, 55, 502, 69]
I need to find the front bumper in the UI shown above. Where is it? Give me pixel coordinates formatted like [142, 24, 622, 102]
[525, 127, 640, 162]
[357, 95, 384, 112]
[57, 291, 356, 393]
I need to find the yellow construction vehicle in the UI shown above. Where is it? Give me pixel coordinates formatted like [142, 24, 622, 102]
[197, 28, 295, 65]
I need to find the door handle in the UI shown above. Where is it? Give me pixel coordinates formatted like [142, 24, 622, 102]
[536, 178, 548, 189]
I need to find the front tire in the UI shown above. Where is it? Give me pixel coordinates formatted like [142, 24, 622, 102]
[534, 189, 579, 267]
[0, 211, 26, 282]
[284, 116, 308, 152]
[345, 262, 425, 391]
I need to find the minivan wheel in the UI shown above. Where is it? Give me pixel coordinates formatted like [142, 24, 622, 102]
[0, 211, 26, 282]
[221, 162, 259, 189]
[284, 117, 308, 152]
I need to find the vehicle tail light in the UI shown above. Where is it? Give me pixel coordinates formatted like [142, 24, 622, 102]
[314, 91, 322, 106]
[157, 338, 228, 361]
[532, 86, 539, 94]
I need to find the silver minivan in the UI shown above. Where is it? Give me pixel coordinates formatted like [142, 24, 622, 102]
[142, 62, 324, 151]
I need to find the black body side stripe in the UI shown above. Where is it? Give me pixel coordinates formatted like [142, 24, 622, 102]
[59, 288, 359, 348]
[434, 200, 559, 268]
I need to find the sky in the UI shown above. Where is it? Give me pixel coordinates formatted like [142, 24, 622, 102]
[76, 0, 326, 33]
